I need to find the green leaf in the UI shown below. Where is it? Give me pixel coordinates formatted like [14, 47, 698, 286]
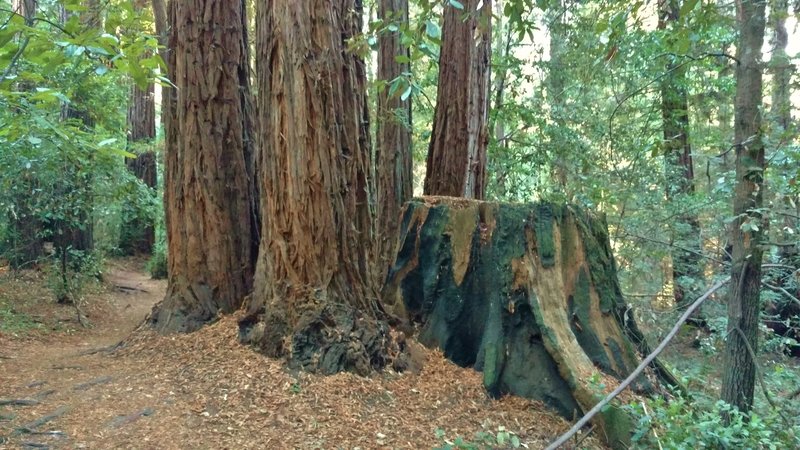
[27, 136, 42, 146]
[97, 138, 117, 147]
[425, 20, 441, 39]
[400, 85, 413, 101]
[449, 0, 465, 10]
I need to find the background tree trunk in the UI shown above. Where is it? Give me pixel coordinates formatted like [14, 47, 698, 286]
[721, 0, 766, 417]
[376, 0, 413, 281]
[383, 197, 672, 449]
[149, 0, 255, 333]
[239, 0, 398, 376]
[120, 69, 157, 255]
[423, 0, 491, 199]
[658, 0, 703, 313]
[7, 0, 43, 269]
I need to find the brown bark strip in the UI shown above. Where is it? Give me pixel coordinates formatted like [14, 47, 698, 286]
[149, 0, 255, 333]
[423, 0, 492, 199]
[376, 0, 413, 280]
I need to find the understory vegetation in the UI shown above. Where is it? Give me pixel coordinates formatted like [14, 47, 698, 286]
[1, 0, 798, 448]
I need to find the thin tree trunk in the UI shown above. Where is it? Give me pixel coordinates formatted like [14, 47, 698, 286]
[376, 0, 413, 281]
[769, 0, 797, 263]
[548, 0, 569, 194]
[721, 0, 766, 417]
[240, 0, 398, 376]
[658, 0, 703, 312]
[148, 0, 256, 333]
[423, 0, 492, 199]
[7, 0, 43, 269]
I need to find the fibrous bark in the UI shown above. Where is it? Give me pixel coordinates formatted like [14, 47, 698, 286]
[658, 0, 704, 312]
[376, 0, 413, 279]
[149, 0, 256, 333]
[721, 0, 766, 416]
[239, 0, 399, 376]
[423, 0, 491, 199]
[384, 197, 670, 449]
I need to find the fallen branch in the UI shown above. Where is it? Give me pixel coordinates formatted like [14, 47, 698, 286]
[13, 406, 70, 435]
[72, 375, 112, 391]
[762, 281, 800, 308]
[546, 278, 730, 450]
[0, 399, 39, 406]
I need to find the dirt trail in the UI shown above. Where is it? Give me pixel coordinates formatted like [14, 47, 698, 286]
[1, 262, 600, 449]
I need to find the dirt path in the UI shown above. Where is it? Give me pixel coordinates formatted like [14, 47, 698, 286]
[1, 262, 600, 449]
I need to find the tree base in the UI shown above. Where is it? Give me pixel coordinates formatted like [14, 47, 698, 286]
[239, 302, 408, 376]
[148, 278, 219, 333]
[383, 197, 670, 449]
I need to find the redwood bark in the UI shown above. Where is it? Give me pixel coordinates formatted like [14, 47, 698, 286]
[240, 0, 397, 376]
[423, 0, 491, 199]
[376, 0, 413, 278]
[721, 0, 766, 416]
[658, 0, 703, 311]
[149, 0, 256, 333]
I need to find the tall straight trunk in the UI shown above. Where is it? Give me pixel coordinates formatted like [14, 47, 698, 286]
[547, 0, 569, 193]
[769, 0, 797, 263]
[376, 0, 413, 279]
[149, 0, 256, 333]
[7, 0, 43, 269]
[423, 0, 491, 199]
[721, 0, 766, 416]
[121, 43, 157, 254]
[658, 0, 703, 311]
[240, 0, 397, 376]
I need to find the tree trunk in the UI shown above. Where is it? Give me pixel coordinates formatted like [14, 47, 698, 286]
[148, 0, 256, 333]
[7, 0, 43, 269]
[721, 0, 766, 417]
[769, 0, 797, 264]
[121, 73, 157, 255]
[239, 0, 399, 377]
[423, 0, 491, 199]
[383, 197, 671, 449]
[376, 0, 413, 280]
[658, 0, 703, 312]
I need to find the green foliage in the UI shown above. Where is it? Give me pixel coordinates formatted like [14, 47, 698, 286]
[0, 0, 163, 268]
[627, 396, 800, 449]
[147, 238, 167, 279]
[434, 426, 521, 450]
[0, 303, 42, 334]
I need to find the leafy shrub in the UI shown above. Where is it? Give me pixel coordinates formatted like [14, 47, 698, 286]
[627, 395, 800, 449]
[434, 426, 522, 450]
[147, 243, 168, 279]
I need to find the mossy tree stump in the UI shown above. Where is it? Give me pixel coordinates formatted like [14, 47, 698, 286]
[383, 197, 667, 449]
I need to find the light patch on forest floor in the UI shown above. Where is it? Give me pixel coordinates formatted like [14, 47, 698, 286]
[0, 258, 602, 449]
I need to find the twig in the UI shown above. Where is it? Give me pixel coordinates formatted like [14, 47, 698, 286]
[641, 401, 663, 450]
[0, 35, 30, 84]
[545, 278, 730, 450]
[762, 282, 800, 308]
[0, 398, 39, 406]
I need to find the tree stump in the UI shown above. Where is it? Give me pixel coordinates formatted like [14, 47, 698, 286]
[383, 197, 669, 449]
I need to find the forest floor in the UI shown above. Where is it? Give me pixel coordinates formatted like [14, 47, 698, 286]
[0, 258, 601, 449]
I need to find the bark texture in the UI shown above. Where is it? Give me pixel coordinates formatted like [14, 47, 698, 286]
[149, 0, 256, 333]
[240, 0, 399, 376]
[376, 0, 413, 279]
[721, 0, 766, 416]
[658, 0, 703, 311]
[383, 197, 669, 449]
[423, 0, 491, 199]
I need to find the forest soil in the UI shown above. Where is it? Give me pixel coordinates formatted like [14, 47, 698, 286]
[0, 258, 603, 449]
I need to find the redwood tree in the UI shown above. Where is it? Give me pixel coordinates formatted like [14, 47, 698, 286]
[658, 0, 703, 312]
[423, 0, 492, 199]
[149, 0, 256, 333]
[239, 0, 394, 376]
[376, 0, 413, 277]
[121, 69, 157, 254]
[721, 0, 766, 416]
